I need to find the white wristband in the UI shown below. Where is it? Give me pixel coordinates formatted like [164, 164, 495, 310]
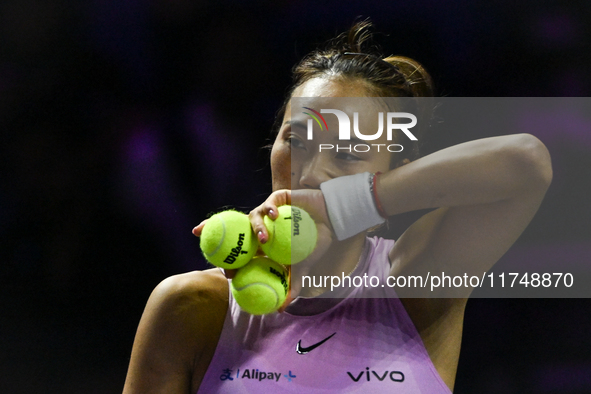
[320, 172, 386, 241]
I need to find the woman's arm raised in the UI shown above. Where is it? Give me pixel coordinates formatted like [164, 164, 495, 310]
[381, 133, 552, 282]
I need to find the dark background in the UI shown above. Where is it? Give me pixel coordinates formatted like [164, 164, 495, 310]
[1, 1, 590, 392]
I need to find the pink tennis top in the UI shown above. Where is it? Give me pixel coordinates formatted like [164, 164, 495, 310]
[198, 237, 452, 393]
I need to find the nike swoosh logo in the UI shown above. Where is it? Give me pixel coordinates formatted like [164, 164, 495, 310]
[296, 332, 336, 354]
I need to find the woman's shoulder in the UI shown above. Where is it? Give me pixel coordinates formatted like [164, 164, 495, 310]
[143, 267, 230, 347]
[154, 268, 229, 348]
[153, 268, 229, 308]
[144, 269, 230, 357]
[124, 269, 229, 393]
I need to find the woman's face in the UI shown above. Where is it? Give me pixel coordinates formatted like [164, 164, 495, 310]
[271, 77, 393, 191]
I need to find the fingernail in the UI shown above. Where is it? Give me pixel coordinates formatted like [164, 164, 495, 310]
[268, 209, 275, 218]
[258, 230, 267, 243]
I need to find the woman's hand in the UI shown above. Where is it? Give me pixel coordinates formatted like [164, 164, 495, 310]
[248, 189, 292, 244]
[256, 189, 335, 311]
[193, 188, 336, 310]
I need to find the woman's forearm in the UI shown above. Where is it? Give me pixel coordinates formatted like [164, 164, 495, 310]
[377, 133, 553, 216]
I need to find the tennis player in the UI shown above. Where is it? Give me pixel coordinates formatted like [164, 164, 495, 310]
[123, 21, 552, 393]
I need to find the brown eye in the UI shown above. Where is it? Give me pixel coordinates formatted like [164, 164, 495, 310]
[288, 136, 306, 150]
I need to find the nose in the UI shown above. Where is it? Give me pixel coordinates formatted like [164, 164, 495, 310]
[297, 154, 333, 189]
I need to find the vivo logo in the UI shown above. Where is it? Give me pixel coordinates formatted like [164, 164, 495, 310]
[347, 367, 405, 383]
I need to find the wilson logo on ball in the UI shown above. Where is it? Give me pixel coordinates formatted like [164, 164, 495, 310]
[223, 233, 250, 265]
[269, 266, 288, 293]
[292, 208, 302, 236]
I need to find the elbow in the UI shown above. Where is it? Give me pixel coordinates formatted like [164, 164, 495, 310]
[510, 134, 553, 193]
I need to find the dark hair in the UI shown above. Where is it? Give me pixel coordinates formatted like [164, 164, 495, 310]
[273, 20, 435, 165]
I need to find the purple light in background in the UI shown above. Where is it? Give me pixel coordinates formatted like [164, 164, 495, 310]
[118, 123, 203, 271]
[553, 70, 589, 97]
[84, 0, 153, 87]
[127, 127, 159, 162]
[499, 243, 591, 273]
[530, 12, 579, 47]
[122, 126, 168, 210]
[534, 363, 591, 392]
[516, 104, 591, 147]
[184, 102, 227, 164]
[183, 101, 252, 204]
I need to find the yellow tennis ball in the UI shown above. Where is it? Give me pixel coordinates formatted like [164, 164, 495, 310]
[231, 257, 288, 315]
[200, 210, 257, 269]
[261, 205, 317, 265]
